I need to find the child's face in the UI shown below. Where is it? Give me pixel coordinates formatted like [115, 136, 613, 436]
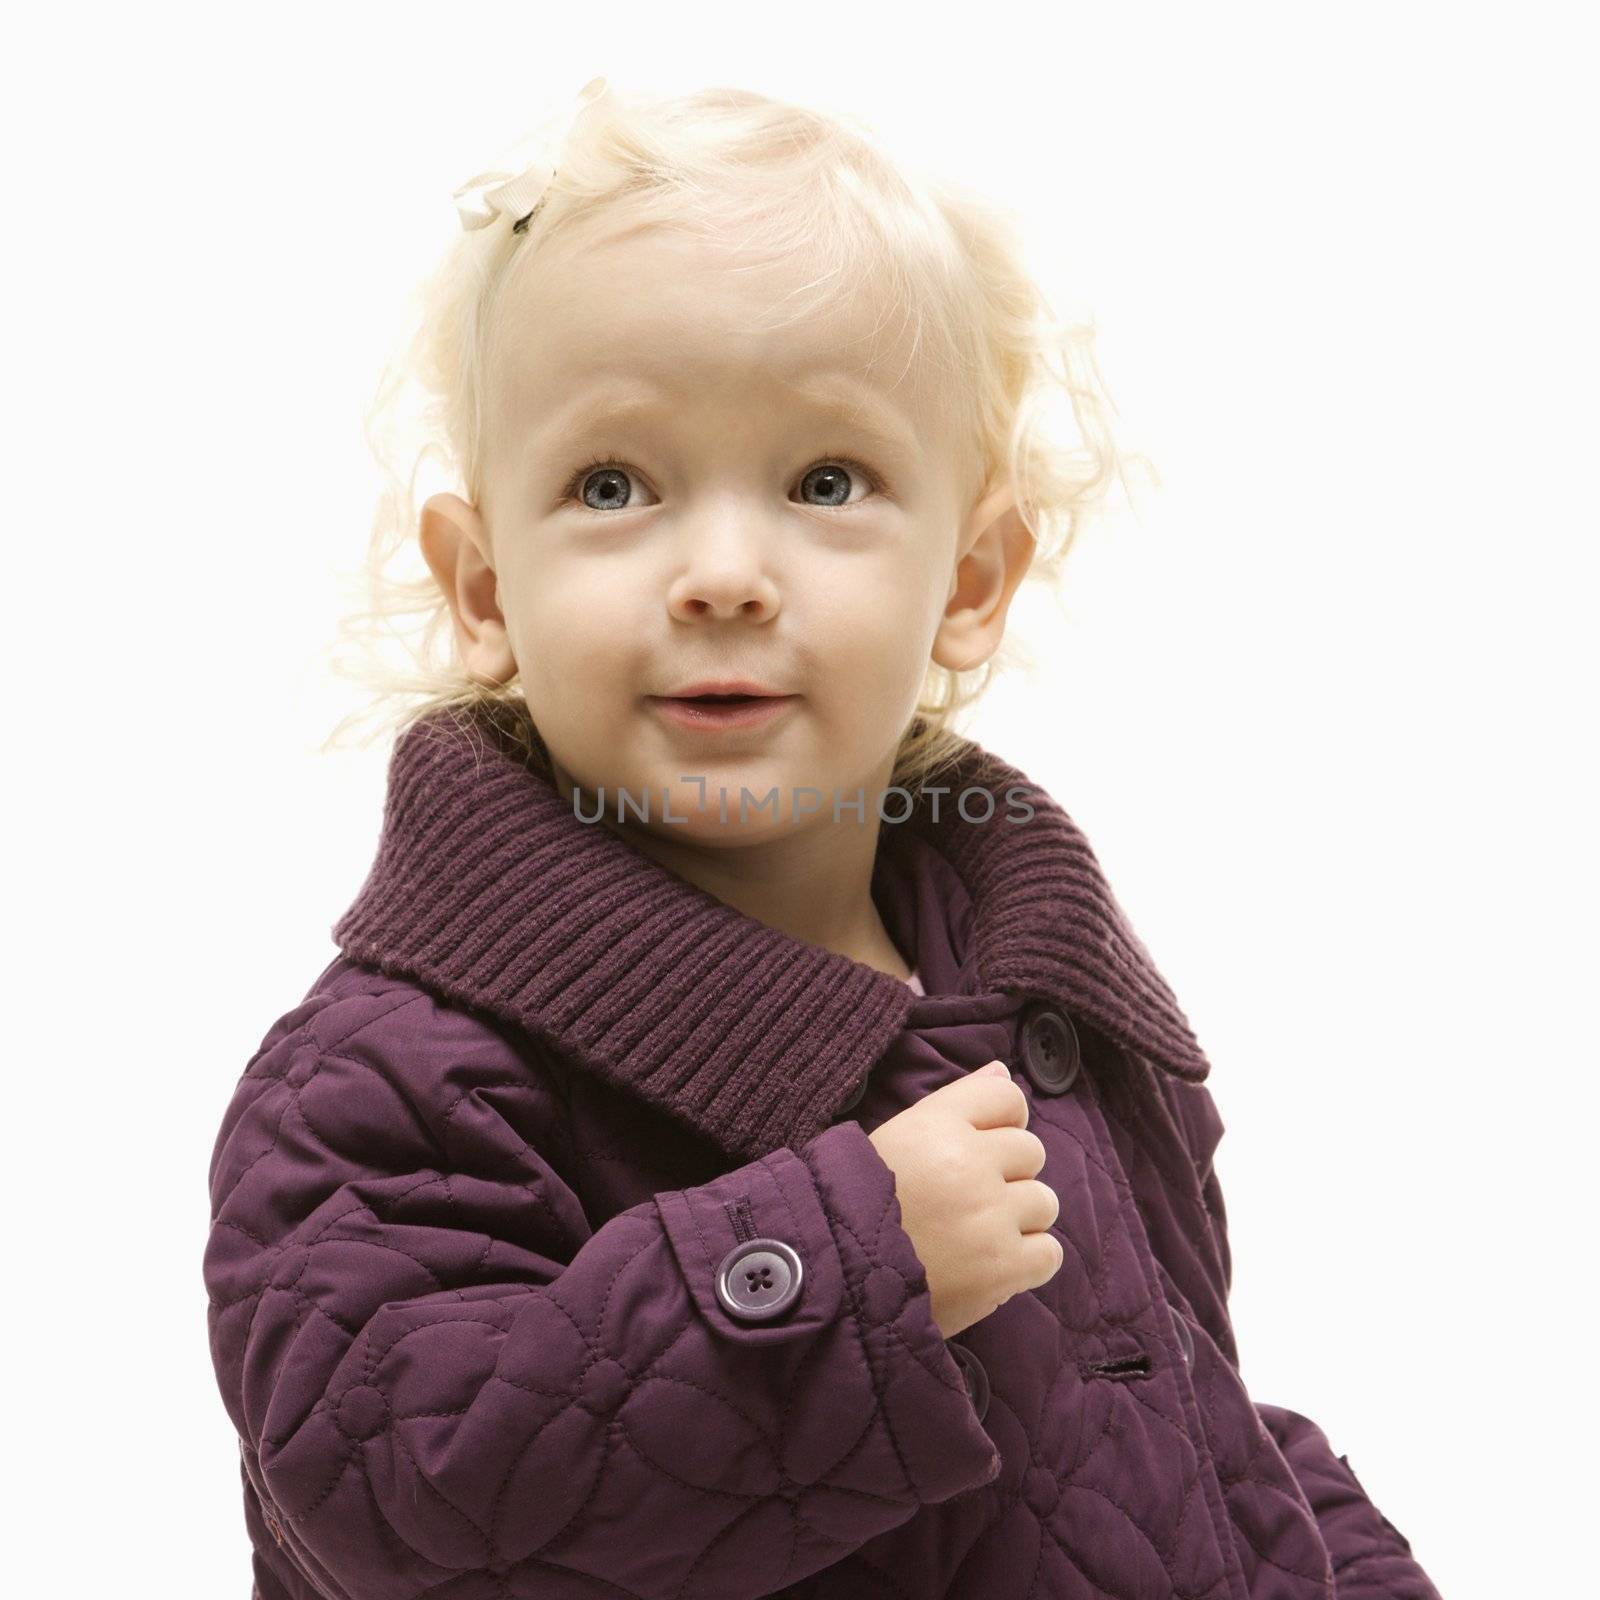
[421, 219, 1032, 842]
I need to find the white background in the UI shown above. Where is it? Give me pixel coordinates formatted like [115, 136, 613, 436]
[6, 3, 1592, 1594]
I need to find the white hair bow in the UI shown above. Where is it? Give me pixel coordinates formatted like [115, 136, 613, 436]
[450, 75, 610, 234]
[451, 156, 558, 233]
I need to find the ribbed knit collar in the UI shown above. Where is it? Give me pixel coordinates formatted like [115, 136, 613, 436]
[332, 700, 1211, 1163]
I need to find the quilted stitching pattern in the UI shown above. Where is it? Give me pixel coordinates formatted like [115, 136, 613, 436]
[206, 971, 999, 1600]
[205, 964, 1440, 1599]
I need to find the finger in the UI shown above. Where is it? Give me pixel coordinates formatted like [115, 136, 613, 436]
[1011, 1176, 1061, 1235]
[1018, 1227, 1065, 1289]
[962, 1069, 1029, 1130]
[989, 1125, 1048, 1181]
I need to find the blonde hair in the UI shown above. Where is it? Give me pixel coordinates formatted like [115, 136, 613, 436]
[323, 78, 1147, 792]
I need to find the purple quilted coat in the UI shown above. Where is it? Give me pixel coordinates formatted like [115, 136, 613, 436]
[204, 701, 1443, 1600]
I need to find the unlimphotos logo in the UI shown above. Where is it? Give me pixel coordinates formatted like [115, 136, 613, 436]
[569, 777, 1038, 827]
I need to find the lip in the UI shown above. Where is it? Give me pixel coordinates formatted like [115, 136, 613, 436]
[647, 686, 800, 733]
[661, 679, 790, 699]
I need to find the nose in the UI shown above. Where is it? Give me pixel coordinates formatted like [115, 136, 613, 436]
[666, 517, 781, 622]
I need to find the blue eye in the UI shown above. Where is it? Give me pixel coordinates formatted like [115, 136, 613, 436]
[562, 458, 638, 512]
[559, 453, 885, 514]
[797, 461, 869, 507]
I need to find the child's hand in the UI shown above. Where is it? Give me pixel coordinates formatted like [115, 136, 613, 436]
[868, 1061, 1063, 1339]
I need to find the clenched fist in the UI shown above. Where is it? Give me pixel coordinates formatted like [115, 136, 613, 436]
[868, 1061, 1063, 1339]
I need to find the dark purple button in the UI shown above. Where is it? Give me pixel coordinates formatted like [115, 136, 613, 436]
[837, 1071, 870, 1116]
[715, 1238, 804, 1322]
[949, 1340, 990, 1422]
[1018, 1004, 1082, 1095]
[1171, 1306, 1195, 1367]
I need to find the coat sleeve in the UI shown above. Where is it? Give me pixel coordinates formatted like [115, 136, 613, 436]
[204, 981, 1000, 1600]
[1192, 1121, 1444, 1600]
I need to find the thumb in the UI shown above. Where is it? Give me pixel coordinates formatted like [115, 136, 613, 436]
[977, 1060, 1010, 1078]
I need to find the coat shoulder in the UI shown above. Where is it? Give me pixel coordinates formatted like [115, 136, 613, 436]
[1087, 1031, 1227, 1182]
[209, 955, 581, 1218]
[239, 954, 572, 1104]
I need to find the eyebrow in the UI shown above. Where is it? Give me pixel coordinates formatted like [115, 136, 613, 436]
[530, 375, 923, 463]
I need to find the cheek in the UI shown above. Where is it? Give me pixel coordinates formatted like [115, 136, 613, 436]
[500, 569, 640, 705]
[827, 556, 943, 658]
[812, 596, 940, 722]
[504, 562, 634, 649]
[816, 546, 933, 624]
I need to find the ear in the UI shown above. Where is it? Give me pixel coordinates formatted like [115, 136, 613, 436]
[418, 493, 518, 684]
[930, 479, 1037, 673]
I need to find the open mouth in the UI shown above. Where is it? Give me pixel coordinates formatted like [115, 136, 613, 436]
[649, 693, 798, 731]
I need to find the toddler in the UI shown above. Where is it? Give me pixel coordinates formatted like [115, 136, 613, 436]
[203, 76, 1444, 1600]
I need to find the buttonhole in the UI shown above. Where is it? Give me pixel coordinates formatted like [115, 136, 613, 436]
[725, 1195, 756, 1243]
[1082, 1353, 1153, 1381]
